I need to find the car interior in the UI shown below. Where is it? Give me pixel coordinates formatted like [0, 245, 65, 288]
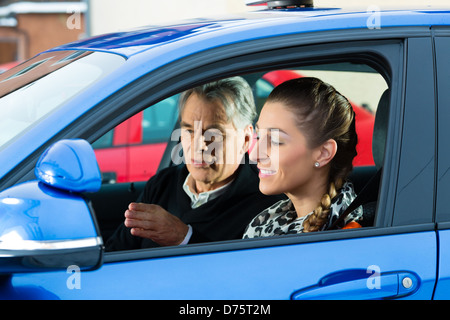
[85, 60, 390, 248]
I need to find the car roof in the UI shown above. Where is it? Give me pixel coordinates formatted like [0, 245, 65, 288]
[47, 7, 450, 59]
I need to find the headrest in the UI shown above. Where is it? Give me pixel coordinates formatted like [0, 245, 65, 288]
[372, 89, 390, 169]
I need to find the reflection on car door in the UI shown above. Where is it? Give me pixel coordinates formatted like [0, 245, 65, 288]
[7, 229, 436, 299]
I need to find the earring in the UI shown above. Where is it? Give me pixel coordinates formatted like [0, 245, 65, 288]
[314, 162, 320, 168]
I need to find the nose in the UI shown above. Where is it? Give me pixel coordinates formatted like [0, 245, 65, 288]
[193, 131, 208, 154]
[249, 136, 269, 163]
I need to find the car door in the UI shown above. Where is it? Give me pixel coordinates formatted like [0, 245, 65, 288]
[1, 31, 438, 300]
[90, 36, 438, 300]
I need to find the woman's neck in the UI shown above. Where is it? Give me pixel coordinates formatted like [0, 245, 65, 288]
[286, 179, 329, 218]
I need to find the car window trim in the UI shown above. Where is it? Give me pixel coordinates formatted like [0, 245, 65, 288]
[390, 37, 436, 227]
[434, 34, 450, 226]
[92, 42, 402, 260]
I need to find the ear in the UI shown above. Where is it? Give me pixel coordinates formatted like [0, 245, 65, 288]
[315, 139, 337, 167]
[242, 124, 254, 153]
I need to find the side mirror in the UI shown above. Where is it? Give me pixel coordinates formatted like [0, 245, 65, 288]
[35, 139, 101, 192]
[0, 139, 103, 274]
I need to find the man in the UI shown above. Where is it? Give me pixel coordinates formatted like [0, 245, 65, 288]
[106, 77, 284, 251]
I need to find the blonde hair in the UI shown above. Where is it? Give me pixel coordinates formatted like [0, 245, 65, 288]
[266, 77, 357, 232]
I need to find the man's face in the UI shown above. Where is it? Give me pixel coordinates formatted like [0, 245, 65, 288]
[179, 93, 250, 192]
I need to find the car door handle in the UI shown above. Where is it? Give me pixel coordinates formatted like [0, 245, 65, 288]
[291, 270, 419, 300]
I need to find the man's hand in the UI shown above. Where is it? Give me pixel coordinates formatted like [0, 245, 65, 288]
[124, 202, 189, 246]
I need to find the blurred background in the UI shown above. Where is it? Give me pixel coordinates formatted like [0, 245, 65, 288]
[0, 0, 448, 66]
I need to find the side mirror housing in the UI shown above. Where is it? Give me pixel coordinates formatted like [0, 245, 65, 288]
[0, 139, 103, 274]
[35, 139, 101, 193]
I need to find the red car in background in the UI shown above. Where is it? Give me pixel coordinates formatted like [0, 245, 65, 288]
[93, 96, 179, 183]
[93, 70, 375, 184]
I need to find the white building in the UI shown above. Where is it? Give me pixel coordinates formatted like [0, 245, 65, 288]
[86, 0, 448, 36]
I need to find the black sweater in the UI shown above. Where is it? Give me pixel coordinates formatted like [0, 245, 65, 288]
[105, 163, 285, 251]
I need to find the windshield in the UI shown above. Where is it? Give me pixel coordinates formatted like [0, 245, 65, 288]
[0, 51, 125, 150]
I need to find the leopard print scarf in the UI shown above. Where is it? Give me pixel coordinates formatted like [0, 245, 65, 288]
[243, 181, 362, 238]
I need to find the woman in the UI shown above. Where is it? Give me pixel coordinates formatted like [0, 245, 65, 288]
[243, 77, 362, 238]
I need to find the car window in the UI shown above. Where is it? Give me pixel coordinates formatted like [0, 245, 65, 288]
[93, 62, 387, 186]
[83, 39, 398, 259]
[253, 64, 387, 167]
[142, 95, 179, 144]
[92, 130, 114, 149]
[0, 51, 125, 151]
[92, 95, 180, 184]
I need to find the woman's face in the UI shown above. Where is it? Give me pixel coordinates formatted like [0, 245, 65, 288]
[249, 101, 321, 197]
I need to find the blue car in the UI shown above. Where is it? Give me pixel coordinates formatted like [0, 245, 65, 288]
[0, 0, 450, 300]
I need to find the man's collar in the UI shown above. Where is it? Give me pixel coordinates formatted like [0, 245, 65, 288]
[182, 173, 234, 209]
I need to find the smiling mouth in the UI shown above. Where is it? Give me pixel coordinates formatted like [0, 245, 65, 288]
[258, 169, 277, 177]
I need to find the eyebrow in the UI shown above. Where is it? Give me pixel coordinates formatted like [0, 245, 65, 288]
[180, 121, 192, 128]
[255, 124, 289, 136]
[180, 121, 227, 132]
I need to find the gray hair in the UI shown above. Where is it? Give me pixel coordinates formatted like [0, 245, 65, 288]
[178, 76, 256, 129]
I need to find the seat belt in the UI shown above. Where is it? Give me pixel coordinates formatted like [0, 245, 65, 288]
[326, 168, 382, 230]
